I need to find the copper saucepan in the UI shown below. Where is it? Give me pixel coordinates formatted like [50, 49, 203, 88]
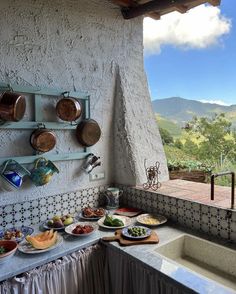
[76, 119, 101, 147]
[56, 96, 82, 122]
[0, 92, 26, 121]
[30, 128, 57, 153]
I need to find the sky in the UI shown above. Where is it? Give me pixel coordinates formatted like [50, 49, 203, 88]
[143, 1, 236, 106]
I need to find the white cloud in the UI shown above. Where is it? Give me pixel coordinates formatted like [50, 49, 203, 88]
[199, 99, 231, 106]
[143, 4, 231, 55]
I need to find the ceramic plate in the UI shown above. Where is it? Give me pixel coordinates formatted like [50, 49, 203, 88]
[43, 222, 66, 231]
[0, 226, 34, 243]
[122, 225, 151, 240]
[114, 207, 142, 217]
[136, 213, 167, 227]
[65, 222, 98, 237]
[18, 235, 63, 254]
[97, 215, 132, 229]
[78, 208, 107, 221]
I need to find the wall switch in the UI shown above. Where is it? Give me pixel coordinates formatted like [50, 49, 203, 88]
[89, 172, 105, 181]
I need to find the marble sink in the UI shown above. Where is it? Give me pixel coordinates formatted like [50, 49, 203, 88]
[154, 234, 236, 291]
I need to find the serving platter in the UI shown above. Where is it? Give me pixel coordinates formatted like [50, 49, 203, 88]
[18, 235, 63, 254]
[43, 222, 66, 231]
[136, 213, 167, 227]
[97, 215, 132, 229]
[0, 226, 34, 243]
[78, 208, 107, 221]
[65, 222, 98, 237]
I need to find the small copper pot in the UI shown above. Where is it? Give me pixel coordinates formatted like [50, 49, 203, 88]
[30, 128, 57, 153]
[76, 119, 101, 147]
[0, 92, 26, 121]
[56, 97, 82, 122]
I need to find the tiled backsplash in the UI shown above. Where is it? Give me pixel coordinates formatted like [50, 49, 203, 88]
[0, 183, 235, 243]
[0, 186, 107, 230]
[119, 186, 236, 243]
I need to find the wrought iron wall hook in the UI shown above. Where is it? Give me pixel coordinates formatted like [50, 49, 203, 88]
[143, 159, 161, 191]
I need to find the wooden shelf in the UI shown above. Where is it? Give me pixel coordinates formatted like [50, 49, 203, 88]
[0, 82, 91, 165]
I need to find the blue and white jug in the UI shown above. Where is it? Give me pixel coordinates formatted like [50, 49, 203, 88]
[0, 160, 30, 192]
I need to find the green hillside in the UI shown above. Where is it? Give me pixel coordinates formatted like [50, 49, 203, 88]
[156, 114, 182, 138]
[153, 97, 236, 135]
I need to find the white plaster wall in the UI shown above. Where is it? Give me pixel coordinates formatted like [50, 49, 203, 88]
[0, 0, 168, 206]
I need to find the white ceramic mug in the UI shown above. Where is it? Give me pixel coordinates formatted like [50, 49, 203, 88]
[105, 187, 123, 209]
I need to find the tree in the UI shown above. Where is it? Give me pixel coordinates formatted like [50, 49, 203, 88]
[174, 138, 183, 149]
[159, 127, 174, 145]
[183, 138, 199, 158]
[185, 113, 236, 165]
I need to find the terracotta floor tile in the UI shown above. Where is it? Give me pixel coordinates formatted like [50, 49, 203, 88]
[136, 180, 234, 210]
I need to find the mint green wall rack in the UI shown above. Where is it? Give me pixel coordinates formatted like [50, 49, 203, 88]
[0, 82, 91, 165]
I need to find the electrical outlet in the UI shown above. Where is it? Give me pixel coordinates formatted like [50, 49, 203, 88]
[89, 172, 105, 181]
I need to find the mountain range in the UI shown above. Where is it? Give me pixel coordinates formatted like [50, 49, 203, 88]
[152, 97, 236, 137]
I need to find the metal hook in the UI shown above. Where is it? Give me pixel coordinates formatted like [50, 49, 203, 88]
[62, 91, 70, 98]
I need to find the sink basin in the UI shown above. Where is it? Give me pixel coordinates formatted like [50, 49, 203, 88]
[154, 234, 236, 291]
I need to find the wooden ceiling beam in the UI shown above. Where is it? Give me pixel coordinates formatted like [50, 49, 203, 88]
[121, 0, 221, 19]
[174, 4, 188, 13]
[111, 0, 137, 7]
[207, 0, 221, 6]
[146, 11, 160, 20]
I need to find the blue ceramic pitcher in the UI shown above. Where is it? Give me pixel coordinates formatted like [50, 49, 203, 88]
[30, 158, 59, 186]
[0, 160, 30, 191]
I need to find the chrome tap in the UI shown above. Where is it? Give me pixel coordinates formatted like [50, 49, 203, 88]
[211, 171, 235, 209]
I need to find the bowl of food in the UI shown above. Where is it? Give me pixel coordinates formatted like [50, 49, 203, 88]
[0, 240, 18, 264]
[65, 222, 98, 237]
[79, 207, 106, 220]
[122, 225, 151, 240]
[136, 214, 167, 227]
[43, 215, 74, 230]
[97, 214, 132, 229]
[0, 226, 34, 242]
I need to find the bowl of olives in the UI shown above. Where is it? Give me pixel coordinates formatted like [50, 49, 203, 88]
[122, 225, 151, 240]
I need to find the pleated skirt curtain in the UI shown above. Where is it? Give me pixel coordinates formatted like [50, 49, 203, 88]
[0, 243, 190, 294]
[0, 244, 106, 294]
[104, 246, 191, 294]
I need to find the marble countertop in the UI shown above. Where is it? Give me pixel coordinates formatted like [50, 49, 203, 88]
[0, 220, 235, 294]
[104, 224, 236, 294]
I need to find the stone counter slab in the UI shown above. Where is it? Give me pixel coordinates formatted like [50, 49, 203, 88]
[0, 223, 235, 294]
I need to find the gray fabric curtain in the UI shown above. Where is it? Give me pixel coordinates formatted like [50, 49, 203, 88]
[0, 243, 192, 294]
[0, 244, 106, 294]
[104, 246, 193, 294]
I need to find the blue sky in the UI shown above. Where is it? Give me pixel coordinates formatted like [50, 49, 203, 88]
[144, 1, 235, 106]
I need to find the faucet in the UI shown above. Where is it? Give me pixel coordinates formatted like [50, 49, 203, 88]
[211, 171, 235, 209]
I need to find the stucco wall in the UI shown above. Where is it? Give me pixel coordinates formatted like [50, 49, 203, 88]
[0, 0, 168, 206]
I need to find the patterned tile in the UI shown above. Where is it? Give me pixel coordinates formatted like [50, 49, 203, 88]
[0, 185, 108, 229]
[118, 185, 236, 242]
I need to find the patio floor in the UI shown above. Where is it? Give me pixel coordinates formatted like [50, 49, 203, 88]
[151, 179, 234, 209]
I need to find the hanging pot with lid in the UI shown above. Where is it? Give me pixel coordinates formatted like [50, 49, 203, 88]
[76, 119, 101, 147]
[30, 126, 57, 153]
[0, 92, 26, 122]
[56, 93, 82, 122]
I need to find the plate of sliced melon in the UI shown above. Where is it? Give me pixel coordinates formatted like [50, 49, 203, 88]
[18, 230, 63, 254]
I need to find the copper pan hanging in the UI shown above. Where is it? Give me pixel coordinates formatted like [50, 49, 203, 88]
[56, 92, 82, 122]
[76, 119, 101, 147]
[0, 91, 26, 121]
[30, 125, 57, 153]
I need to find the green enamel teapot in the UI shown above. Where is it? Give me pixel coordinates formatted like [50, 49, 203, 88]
[30, 158, 59, 186]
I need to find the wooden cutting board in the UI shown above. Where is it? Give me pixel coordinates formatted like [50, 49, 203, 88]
[102, 229, 159, 246]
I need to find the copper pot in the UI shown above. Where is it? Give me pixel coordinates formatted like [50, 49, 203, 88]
[76, 119, 101, 147]
[30, 128, 57, 153]
[56, 97, 82, 122]
[0, 92, 26, 121]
